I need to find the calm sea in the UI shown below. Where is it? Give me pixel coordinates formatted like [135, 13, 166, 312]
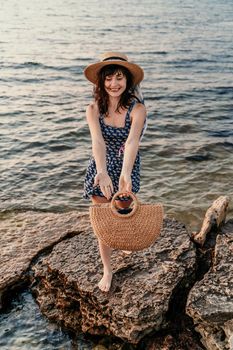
[0, 0, 233, 348]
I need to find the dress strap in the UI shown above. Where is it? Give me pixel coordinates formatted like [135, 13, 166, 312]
[126, 99, 137, 122]
[129, 99, 137, 112]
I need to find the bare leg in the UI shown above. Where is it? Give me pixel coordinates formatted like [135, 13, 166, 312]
[97, 238, 113, 292]
[92, 195, 113, 292]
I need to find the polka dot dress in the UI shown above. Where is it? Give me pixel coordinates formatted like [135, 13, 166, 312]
[83, 99, 145, 201]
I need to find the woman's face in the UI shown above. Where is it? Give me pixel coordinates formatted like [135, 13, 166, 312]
[104, 70, 127, 98]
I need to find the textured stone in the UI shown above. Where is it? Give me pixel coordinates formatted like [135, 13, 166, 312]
[144, 331, 204, 350]
[0, 210, 89, 308]
[186, 219, 233, 350]
[193, 196, 230, 246]
[31, 217, 196, 344]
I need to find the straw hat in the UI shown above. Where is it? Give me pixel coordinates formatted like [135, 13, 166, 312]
[84, 52, 144, 85]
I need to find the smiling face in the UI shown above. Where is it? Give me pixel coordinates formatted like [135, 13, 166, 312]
[104, 70, 127, 98]
[95, 65, 134, 115]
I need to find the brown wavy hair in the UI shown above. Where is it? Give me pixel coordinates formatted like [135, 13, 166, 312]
[93, 64, 139, 116]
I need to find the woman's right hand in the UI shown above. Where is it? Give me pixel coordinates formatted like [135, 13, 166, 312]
[93, 172, 114, 200]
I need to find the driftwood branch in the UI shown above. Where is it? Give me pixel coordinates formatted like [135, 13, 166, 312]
[192, 196, 230, 246]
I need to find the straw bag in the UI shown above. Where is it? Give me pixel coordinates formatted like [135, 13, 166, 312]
[89, 191, 164, 251]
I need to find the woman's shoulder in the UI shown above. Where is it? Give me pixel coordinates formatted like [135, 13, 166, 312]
[86, 101, 100, 118]
[131, 100, 147, 114]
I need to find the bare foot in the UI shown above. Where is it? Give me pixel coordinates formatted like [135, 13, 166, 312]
[122, 250, 132, 255]
[98, 271, 113, 292]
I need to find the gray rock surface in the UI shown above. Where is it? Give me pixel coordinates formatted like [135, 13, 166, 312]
[186, 219, 233, 350]
[0, 211, 89, 308]
[31, 217, 196, 344]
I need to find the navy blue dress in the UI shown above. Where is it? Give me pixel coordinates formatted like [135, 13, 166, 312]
[83, 99, 145, 200]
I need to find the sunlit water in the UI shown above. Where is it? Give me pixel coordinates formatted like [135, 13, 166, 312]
[0, 0, 233, 348]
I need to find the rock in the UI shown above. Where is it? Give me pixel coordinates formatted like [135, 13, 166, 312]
[192, 196, 230, 246]
[144, 331, 204, 350]
[31, 217, 196, 344]
[0, 210, 89, 309]
[186, 219, 233, 350]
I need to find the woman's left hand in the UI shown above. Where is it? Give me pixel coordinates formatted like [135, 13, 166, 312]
[118, 173, 132, 193]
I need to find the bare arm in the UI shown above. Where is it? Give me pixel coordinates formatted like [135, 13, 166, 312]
[86, 103, 107, 173]
[119, 103, 147, 192]
[86, 103, 113, 199]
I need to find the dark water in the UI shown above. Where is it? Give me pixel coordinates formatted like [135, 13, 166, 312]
[1, 0, 233, 348]
[0, 290, 93, 349]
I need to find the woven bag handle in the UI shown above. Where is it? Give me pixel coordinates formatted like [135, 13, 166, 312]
[110, 191, 139, 218]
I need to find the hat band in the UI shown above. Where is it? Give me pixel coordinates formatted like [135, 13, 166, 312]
[102, 56, 127, 62]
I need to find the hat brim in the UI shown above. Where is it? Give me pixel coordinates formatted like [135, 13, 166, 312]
[84, 60, 144, 85]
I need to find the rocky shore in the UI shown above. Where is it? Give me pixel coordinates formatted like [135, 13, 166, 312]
[0, 196, 232, 349]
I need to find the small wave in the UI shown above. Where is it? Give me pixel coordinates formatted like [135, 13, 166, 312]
[216, 141, 233, 149]
[53, 116, 76, 123]
[7, 62, 83, 74]
[140, 51, 168, 55]
[0, 110, 26, 117]
[14, 62, 44, 69]
[193, 87, 233, 96]
[47, 143, 76, 152]
[165, 58, 217, 67]
[207, 130, 233, 137]
[185, 153, 213, 162]
[167, 92, 195, 101]
[56, 130, 79, 140]
[28, 141, 46, 148]
[156, 122, 199, 134]
[194, 142, 233, 154]
[144, 95, 166, 101]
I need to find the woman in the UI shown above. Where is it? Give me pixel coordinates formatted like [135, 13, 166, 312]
[83, 52, 147, 292]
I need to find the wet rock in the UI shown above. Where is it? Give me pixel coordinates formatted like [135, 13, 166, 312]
[31, 217, 196, 344]
[186, 219, 233, 350]
[0, 211, 89, 308]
